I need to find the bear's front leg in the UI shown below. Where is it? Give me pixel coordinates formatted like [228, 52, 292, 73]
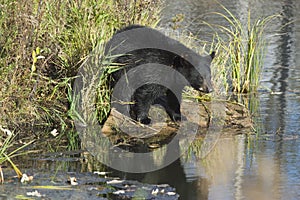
[134, 101, 152, 124]
[131, 88, 153, 124]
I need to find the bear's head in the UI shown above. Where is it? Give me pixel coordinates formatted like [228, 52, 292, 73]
[174, 51, 215, 93]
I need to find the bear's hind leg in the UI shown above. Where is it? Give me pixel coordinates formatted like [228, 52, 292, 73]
[166, 90, 183, 122]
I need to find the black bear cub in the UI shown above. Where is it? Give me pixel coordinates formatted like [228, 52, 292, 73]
[105, 25, 215, 124]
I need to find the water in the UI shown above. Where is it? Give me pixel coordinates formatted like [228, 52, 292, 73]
[148, 0, 300, 199]
[3, 1, 299, 199]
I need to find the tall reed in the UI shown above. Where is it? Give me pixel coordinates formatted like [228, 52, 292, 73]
[207, 5, 279, 93]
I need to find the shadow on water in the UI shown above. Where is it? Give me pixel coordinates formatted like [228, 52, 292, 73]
[110, 142, 210, 200]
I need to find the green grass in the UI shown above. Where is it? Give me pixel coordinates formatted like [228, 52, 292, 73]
[0, 0, 161, 148]
[205, 4, 280, 94]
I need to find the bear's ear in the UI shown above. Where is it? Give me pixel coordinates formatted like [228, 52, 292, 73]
[210, 51, 216, 60]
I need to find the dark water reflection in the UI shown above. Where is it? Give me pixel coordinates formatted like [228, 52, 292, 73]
[130, 0, 300, 199]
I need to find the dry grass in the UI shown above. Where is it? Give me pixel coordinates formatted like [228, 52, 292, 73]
[0, 0, 161, 147]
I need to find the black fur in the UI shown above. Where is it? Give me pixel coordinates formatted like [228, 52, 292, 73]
[105, 25, 214, 124]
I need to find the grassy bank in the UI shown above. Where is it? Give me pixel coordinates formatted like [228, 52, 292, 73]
[0, 0, 277, 152]
[0, 0, 161, 142]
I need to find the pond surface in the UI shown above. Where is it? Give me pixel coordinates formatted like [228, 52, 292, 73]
[156, 0, 300, 199]
[2, 1, 299, 200]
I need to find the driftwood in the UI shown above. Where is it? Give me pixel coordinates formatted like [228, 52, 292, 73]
[102, 99, 253, 140]
[102, 108, 178, 139]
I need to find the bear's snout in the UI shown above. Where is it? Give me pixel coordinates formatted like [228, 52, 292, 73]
[199, 79, 213, 93]
[199, 86, 213, 93]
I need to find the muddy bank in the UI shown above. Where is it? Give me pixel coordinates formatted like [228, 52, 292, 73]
[101, 99, 253, 151]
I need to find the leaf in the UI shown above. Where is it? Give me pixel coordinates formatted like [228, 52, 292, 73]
[31, 64, 36, 73]
[4, 153, 23, 178]
[32, 50, 36, 60]
[36, 47, 40, 55]
[25, 185, 77, 190]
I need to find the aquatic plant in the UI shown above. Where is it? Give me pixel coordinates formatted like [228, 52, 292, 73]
[207, 5, 280, 93]
[0, 129, 34, 182]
